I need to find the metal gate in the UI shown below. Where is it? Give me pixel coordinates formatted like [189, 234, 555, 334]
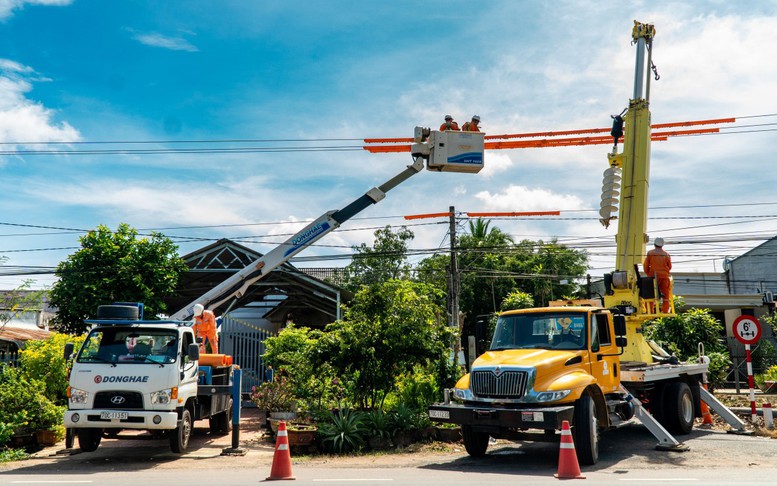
[220, 315, 275, 395]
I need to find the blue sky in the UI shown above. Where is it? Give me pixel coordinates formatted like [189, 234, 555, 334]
[2, 1, 777, 292]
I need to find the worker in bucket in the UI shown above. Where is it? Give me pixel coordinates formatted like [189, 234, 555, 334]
[439, 114, 460, 131]
[462, 115, 481, 132]
[192, 303, 219, 353]
[643, 237, 673, 313]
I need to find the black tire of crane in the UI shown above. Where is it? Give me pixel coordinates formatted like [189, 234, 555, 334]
[77, 428, 102, 452]
[461, 425, 490, 457]
[573, 394, 599, 466]
[664, 381, 694, 435]
[96, 305, 139, 320]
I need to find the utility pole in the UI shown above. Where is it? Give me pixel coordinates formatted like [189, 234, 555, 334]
[449, 206, 461, 364]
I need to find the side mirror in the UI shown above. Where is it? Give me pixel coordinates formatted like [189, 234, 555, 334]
[615, 336, 628, 348]
[188, 343, 200, 362]
[64, 343, 74, 360]
[613, 315, 627, 337]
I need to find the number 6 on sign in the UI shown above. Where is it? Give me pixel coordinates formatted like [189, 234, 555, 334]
[733, 315, 762, 345]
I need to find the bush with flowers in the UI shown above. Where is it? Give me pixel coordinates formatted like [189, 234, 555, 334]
[250, 373, 297, 412]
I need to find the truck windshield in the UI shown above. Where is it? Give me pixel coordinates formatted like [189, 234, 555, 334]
[77, 328, 179, 365]
[491, 312, 587, 351]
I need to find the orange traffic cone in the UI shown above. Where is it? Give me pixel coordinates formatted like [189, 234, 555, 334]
[554, 420, 585, 479]
[266, 421, 295, 481]
[700, 384, 714, 426]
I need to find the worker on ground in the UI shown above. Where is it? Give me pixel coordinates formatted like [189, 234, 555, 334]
[440, 114, 460, 131]
[192, 303, 219, 353]
[462, 115, 481, 132]
[643, 237, 673, 313]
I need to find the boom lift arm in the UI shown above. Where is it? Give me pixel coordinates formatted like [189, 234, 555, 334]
[169, 128, 484, 320]
[600, 21, 668, 363]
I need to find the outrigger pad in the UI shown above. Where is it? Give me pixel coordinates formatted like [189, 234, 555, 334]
[655, 442, 690, 452]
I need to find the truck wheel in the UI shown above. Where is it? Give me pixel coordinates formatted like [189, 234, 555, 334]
[573, 394, 599, 465]
[77, 429, 102, 452]
[170, 409, 192, 453]
[664, 382, 694, 434]
[210, 399, 233, 435]
[462, 425, 489, 457]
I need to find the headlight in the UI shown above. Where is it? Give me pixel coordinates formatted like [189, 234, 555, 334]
[151, 389, 173, 405]
[69, 387, 89, 404]
[536, 390, 571, 402]
[452, 388, 474, 401]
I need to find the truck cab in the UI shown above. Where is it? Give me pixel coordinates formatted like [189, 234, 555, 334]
[431, 307, 630, 465]
[65, 304, 234, 453]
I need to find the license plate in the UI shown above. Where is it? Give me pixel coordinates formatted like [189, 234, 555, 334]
[100, 411, 128, 420]
[429, 409, 450, 420]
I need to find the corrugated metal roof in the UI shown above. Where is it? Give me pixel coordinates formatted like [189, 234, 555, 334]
[0, 325, 52, 346]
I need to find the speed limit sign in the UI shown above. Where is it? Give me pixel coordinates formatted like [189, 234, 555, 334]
[733, 315, 762, 345]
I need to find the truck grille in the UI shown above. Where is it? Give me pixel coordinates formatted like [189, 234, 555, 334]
[94, 391, 144, 409]
[471, 370, 528, 399]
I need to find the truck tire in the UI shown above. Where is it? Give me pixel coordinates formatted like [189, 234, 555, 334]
[170, 409, 192, 453]
[209, 399, 233, 435]
[573, 394, 599, 465]
[461, 425, 489, 457]
[664, 382, 694, 434]
[96, 305, 139, 320]
[77, 429, 102, 452]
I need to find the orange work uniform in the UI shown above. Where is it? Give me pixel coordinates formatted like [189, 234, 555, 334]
[462, 121, 480, 132]
[644, 247, 672, 313]
[440, 121, 460, 131]
[193, 309, 219, 353]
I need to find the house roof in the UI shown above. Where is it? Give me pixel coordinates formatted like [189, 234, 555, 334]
[0, 325, 51, 347]
[166, 238, 350, 324]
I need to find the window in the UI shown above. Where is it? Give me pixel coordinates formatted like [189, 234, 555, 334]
[595, 313, 612, 352]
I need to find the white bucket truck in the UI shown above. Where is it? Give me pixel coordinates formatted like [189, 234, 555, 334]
[64, 303, 235, 453]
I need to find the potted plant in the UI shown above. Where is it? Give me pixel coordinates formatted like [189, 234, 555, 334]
[251, 374, 298, 430]
[434, 422, 462, 442]
[286, 422, 318, 450]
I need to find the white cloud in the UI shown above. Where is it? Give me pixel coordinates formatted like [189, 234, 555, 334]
[131, 31, 199, 52]
[474, 185, 585, 212]
[0, 0, 70, 19]
[0, 60, 80, 145]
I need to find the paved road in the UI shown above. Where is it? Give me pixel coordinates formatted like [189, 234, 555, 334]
[2, 412, 777, 484]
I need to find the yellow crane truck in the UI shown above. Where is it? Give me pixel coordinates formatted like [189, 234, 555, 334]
[428, 21, 746, 465]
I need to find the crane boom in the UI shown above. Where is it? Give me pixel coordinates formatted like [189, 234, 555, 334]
[169, 128, 484, 320]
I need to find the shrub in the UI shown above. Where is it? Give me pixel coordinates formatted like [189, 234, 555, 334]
[19, 333, 85, 405]
[0, 366, 64, 439]
[317, 408, 365, 453]
[363, 410, 392, 441]
[644, 307, 726, 358]
[250, 374, 297, 412]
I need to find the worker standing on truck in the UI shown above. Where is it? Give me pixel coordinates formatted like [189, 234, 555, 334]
[192, 303, 219, 353]
[440, 115, 460, 131]
[644, 237, 672, 313]
[462, 115, 481, 132]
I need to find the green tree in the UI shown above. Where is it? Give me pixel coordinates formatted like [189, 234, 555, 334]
[49, 224, 188, 334]
[340, 226, 414, 291]
[500, 289, 534, 311]
[315, 280, 452, 409]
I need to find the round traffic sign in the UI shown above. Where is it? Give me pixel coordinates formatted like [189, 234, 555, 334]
[733, 315, 762, 345]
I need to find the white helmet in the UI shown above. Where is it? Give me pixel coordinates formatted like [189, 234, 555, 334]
[472, 115, 481, 122]
[193, 303, 204, 317]
[654, 237, 664, 247]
